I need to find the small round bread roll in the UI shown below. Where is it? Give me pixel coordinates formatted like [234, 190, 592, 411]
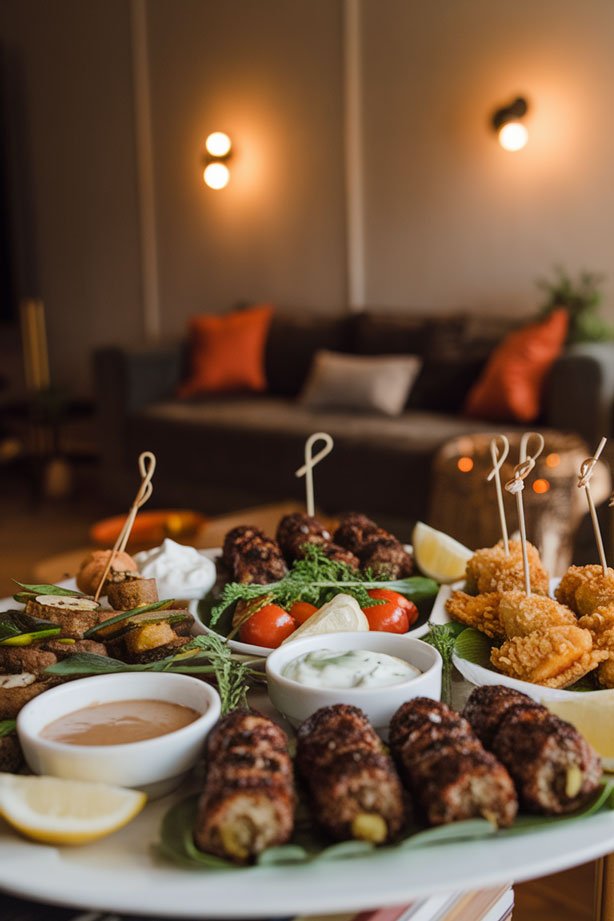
[76, 549, 138, 595]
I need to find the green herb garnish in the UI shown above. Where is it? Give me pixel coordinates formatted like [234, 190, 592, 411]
[210, 544, 438, 626]
[13, 582, 85, 603]
[0, 610, 61, 646]
[45, 634, 257, 714]
[83, 600, 177, 639]
[0, 720, 17, 738]
[424, 622, 466, 704]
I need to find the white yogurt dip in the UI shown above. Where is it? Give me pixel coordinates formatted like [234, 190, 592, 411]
[282, 648, 420, 689]
[133, 539, 216, 600]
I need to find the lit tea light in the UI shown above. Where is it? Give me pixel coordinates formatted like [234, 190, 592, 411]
[532, 478, 550, 494]
[545, 453, 560, 469]
[457, 456, 474, 473]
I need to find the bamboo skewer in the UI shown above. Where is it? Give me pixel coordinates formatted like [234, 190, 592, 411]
[487, 435, 510, 556]
[295, 432, 334, 518]
[579, 436, 608, 577]
[505, 433, 544, 596]
[93, 451, 157, 603]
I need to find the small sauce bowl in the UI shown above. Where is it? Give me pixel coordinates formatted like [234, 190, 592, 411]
[266, 631, 442, 735]
[17, 673, 221, 798]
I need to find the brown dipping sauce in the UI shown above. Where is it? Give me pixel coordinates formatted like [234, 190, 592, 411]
[41, 699, 201, 746]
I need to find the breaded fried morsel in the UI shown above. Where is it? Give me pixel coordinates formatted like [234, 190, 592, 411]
[445, 591, 504, 639]
[555, 564, 604, 613]
[491, 625, 607, 688]
[598, 657, 614, 689]
[578, 606, 614, 649]
[465, 540, 549, 595]
[575, 571, 614, 618]
[498, 592, 577, 638]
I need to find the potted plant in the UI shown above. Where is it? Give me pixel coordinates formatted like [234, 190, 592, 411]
[538, 267, 612, 344]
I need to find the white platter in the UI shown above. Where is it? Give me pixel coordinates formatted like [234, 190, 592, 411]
[432, 579, 602, 702]
[0, 783, 613, 918]
[191, 546, 433, 657]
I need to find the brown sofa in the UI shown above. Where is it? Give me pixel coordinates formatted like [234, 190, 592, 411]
[94, 310, 614, 537]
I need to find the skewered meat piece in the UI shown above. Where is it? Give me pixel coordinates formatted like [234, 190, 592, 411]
[107, 575, 158, 610]
[25, 595, 101, 639]
[0, 674, 58, 719]
[492, 706, 602, 814]
[44, 638, 108, 659]
[462, 685, 541, 748]
[0, 646, 57, 675]
[222, 526, 287, 585]
[194, 709, 294, 864]
[389, 698, 517, 828]
[276, 513, 332, 563]
[296, 704, 406, 844]
[445, 591, 505, 639]
[333, 513, 380, 554]
[321, 544, 360, 568]
[359, 536, 413, 579]
[76, 549, 138, 595]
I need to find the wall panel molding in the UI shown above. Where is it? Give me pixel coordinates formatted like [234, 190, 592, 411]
[343, 0, 365, 311]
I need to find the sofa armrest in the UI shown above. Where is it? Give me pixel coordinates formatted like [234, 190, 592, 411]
[93, 342, 183, 471]
[543, 344, 614, 446]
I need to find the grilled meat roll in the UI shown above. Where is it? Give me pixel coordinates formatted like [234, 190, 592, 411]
[462, 685, 541, 748]
[222, 526, 287, 585]
[194, 709, 294, 863]
[333, 513, 380, 555]
[463, 684, 602, 814]
[296, 704, 406, 844]
[276, 513, 332, 563]
[492, 706, 602, 814]
[389, 698, 517, 828]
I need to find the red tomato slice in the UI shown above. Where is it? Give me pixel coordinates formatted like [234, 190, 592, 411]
[362, 588, 418, 633]
[239, 603, 296, 648]
[289, 601, 318, 626]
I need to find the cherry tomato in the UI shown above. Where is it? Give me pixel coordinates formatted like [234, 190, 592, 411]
[289, 601, 318, 626]
[239, 604, 296, 648]
[362, 589, 418, 633]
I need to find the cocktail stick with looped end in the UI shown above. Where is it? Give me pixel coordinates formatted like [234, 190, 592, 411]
[487, 435, 510, 557]
[505, 433, 544, 596]
[579, 436, 608, 577]
[93, 451, 157, 603]
[295, 432, 334, 518]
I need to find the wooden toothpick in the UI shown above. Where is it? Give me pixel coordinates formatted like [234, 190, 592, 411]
[94, 451, 157, 602]
[505, 433, 544, 596]
[487, 435, 510, 557]
[295, 432, 334, 517]
[579, 436, 608, 577]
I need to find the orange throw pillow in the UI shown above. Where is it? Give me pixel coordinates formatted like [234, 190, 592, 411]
[463, 308, 568, 422]
[178, 304, 273, 397]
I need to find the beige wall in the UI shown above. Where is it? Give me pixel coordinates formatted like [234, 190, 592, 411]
[2, 0, 614, 391]
[361, 0, 614, 315]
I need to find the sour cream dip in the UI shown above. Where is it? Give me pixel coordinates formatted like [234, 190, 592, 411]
[134, 538, 216, 600]
[282, 648, 420, 689]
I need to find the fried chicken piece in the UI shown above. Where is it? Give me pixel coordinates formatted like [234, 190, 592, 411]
[465, 540, 549, 595]
[491, 625, 607, 688]
[499, 592, 577, 638]
[578, 606, 614, 650]
[598, 658, 614, 689]
[575, 571, 614, 617]
[445, 591, 505, 639]
[555, 564, 604, 613]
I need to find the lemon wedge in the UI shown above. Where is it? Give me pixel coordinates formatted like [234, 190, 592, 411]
[546, 692, 614, 771]
[0, 774, 146, 845]
[412, 521, 472, 584]
[282, 593, 368, 643]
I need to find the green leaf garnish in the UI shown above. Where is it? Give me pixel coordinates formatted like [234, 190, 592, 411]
[13, 582, 84, 600]
[453, 627, 494, 668]
[83, 600, 177, 639]
[0, 720, 17, 738]
[424, 622, 465, 704]
[0, 610, 61, 646]
[45, 634, 256, 714]
[209, 545, 438, 626]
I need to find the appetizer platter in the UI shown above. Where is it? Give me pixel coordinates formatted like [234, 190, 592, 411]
[1, 440, 614, 918]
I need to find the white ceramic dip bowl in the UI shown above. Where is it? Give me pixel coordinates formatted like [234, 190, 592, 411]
[266, 631, 442, 734]
[17, 673, 220, 798]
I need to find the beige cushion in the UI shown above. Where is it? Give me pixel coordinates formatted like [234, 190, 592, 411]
[300, 350, 422, 417]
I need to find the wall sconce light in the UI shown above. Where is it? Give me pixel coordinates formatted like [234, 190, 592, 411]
[491, 97, 529, 151]
[203, 132, 232, 189]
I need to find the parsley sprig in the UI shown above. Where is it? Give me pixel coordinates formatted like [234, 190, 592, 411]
[210, 544, 438, 625]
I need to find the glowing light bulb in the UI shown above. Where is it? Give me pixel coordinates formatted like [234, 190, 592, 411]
[203, 162, 230, 190]
[457, 456, 474, 473]
[498, 121, 528, 152]
[205, 132, 232, 157]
